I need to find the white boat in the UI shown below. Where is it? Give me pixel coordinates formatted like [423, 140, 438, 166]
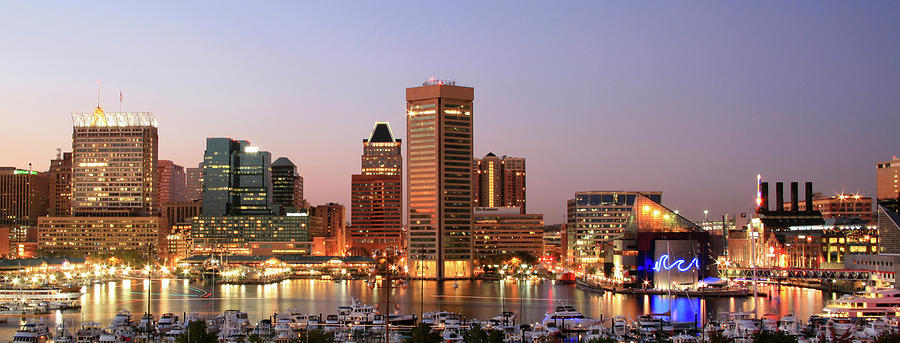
[777, 314, 802, 336]
[441, 323, 464, 343]
[53, 324, 76, 343]
[821, 287, 900, 319]
[540, 305, 593, 332]
[75, 322, 103, 343]
[344, 298, 376, 324]
[218, 310, 251, 341]
[0, 285, 83, 303]
[157, 312, 178, 333]
[12, 320, 51, 343]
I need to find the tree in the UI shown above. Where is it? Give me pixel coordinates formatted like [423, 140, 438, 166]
[708, 331, 733, 343]
[752, 331, 797, 343]
[875, 331, 900, 343]
[587, 337, 617, 343]
[403, 323, 443, 343]
[299, 330, 335, 343]
[464, 324, 505, 343]
[176, 320, 217, 343]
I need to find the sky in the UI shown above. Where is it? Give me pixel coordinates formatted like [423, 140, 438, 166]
[1, 2, 899, 224]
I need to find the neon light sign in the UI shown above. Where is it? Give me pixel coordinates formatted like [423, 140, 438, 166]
[653, 254, 699, 272]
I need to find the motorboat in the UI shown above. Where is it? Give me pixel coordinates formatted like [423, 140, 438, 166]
[540, 305, 592, 332]
[821, 287, 900, 319]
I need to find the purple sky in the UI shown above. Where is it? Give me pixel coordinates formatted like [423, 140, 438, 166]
[1, 2, 899, 224]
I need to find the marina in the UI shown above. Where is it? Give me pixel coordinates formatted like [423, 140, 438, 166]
[0, 278, 869, 341]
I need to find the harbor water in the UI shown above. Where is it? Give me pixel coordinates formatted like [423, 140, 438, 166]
[0, 278, 838, 337]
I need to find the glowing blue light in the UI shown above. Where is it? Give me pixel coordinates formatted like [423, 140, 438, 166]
[653, 254, 699, 272]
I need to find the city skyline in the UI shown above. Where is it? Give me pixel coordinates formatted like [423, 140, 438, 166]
[2, 2, 900, 224]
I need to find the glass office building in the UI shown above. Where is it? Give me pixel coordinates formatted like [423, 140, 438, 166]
[202, 138, 272, 216]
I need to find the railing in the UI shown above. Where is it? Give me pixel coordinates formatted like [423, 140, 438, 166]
[719, 267, 894, 281]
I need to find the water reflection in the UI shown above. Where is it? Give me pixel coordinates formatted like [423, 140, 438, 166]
[0, 279, 833, 337]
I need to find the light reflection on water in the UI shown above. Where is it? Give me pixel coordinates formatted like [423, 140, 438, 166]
[0, 279, 832, 337]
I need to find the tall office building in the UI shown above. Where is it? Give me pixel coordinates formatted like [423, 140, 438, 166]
[272, 157, 303, 213]
[406, 80, 474, 279]
[565, 191, 662, 267]
[158, 160, 186, 204]
[186, 162, 203, 201]
[473, 153, 526, 213]
[71, 108, 159, 216]
[877, 156, 900, 201]
[48, 152, 72, 216]
[39, 107, 161, 255]
[475, 153, 503, 207]
[0, 168, 48, 229]
[501, 157, 526, 211]
[194, 138, 308, 255]
[350, 122, 403, 254]
[202, 138, 272, 216]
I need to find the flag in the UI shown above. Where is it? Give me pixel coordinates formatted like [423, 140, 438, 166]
[119, 91, 123, 102]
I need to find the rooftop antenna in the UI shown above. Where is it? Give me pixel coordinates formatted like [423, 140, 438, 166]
[96, 80, 102, 110]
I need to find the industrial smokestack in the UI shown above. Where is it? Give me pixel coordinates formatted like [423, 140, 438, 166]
[791, 182, 799, 212]
[805, 182, 814, 212]
[760, 182, 769, 212]
[776, 182, 784, 212]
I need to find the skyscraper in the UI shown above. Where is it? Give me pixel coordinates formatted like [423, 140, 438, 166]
[39, 106, 161, 255]
[350, 122, 403, 254]
[877, 156, 900, 213]
[406, 80, 474, 279]
[48, 151, 72, 217]
[201, 138, 272, 216]
[501, 157, 526, 211]
[476, 153, 503, 207]
[194, 138, 308, 255]
[158, 160, 186, 204]
[473, 153, 526, 213]
[0, 167, 48, 229]
[185, 162, 203, 202]
[71, 108, 159, 216]
[272, 157, 302, 213]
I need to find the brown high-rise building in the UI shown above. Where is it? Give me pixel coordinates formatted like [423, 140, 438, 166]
[473, 153, 526, 213]
[406, 80, 474, 279]
[158, 160, 186, 204]
[501, 157, 526, 211]
[0, 167, 49, 229]
[476, 153, 503, 207]
[312, 203, 346, 255]
[350, 122, 403, 254]
[70, 107, 159, 216]
[48, 152, 73, 216]
[877, 156, 900, 202]
[186, 162, 203, 202]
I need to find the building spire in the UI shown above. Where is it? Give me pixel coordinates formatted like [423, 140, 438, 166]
[95, 80, 103, 112]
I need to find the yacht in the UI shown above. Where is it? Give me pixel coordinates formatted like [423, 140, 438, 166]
[777, 314, 802, 336]
[821, 287, 900, 319]
[540, 305, 592, 332]
[75, 322, 103, 343]
[157, 312, 178, 334]
[12, 320, 51, 343]
[344, 298, 376, 324]
[53, 323, 76, 343]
